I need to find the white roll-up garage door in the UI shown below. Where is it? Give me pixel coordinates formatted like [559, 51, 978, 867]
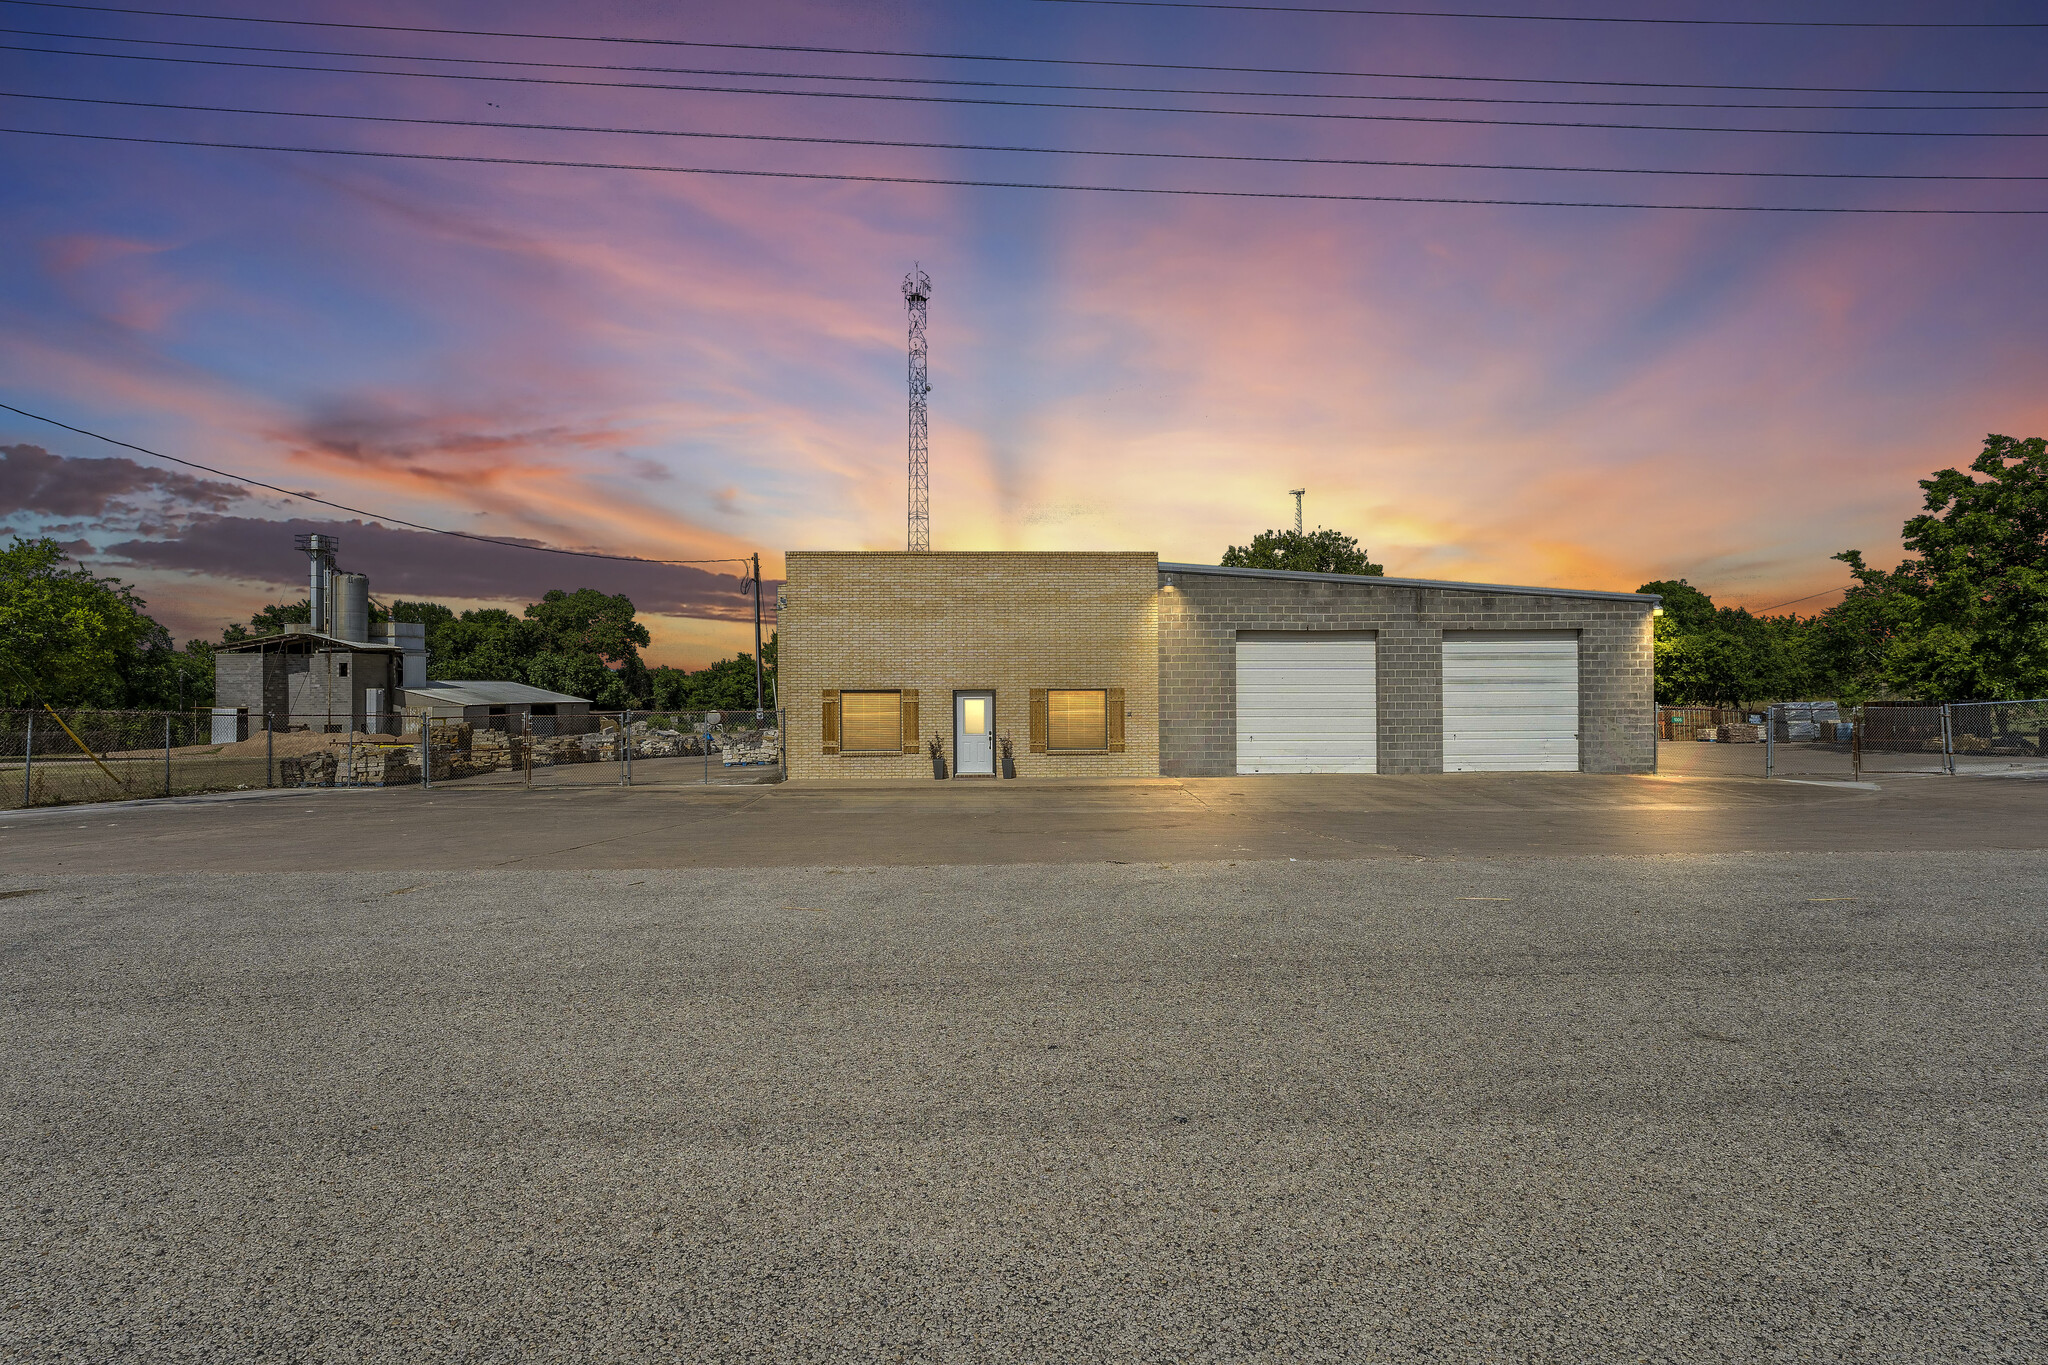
[1442, 632, 1579, 772]
[1235, 632, 1377, 773]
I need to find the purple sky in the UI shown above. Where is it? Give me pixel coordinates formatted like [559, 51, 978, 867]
[3, 1, 2045, 664]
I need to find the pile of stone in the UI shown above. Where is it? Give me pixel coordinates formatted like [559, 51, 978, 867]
[720, 727, 782, 767]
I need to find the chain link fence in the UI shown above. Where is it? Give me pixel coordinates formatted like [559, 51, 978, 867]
[1947, 699, 2048, 771]
[1754, 700, 2048, 780]
[2, 707, 784, 810]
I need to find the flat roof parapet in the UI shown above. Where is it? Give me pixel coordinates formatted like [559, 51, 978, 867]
[1157, 562, 1659, 605]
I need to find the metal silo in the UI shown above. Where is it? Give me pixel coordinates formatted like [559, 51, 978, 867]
[336, 573, 370, 642]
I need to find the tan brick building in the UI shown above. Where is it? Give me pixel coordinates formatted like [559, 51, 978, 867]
[780, 552, 1160, 779]
[780, 551, 1658, 780]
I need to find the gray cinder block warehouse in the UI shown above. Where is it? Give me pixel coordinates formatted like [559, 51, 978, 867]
[781, 552, 1658, 779]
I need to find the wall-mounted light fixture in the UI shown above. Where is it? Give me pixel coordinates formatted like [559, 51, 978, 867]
[1652, 606, 1664, 617]
[1162, 573, 1178, 589]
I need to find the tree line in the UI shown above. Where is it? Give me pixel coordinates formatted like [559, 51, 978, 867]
[1644, 434, 2046, 706]
[0, 540, 774, 713]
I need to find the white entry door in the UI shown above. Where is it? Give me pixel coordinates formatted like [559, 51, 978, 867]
[1235, 632, 1378, 773]
[1442, 632, 1579, 772]
[954, 691, 995, 775]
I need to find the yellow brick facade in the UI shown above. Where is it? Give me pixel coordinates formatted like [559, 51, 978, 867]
[781, 551, 1160, 779]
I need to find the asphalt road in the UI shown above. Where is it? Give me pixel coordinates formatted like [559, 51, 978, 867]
[3, 852, 2043, 1362]
[5, 763, 2048, 872]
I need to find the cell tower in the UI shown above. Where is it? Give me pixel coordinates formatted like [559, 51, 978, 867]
[904, 265, 932, 552]
[1290, 488, 1306, 535]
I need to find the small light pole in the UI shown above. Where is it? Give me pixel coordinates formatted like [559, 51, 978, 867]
[163, 714, 172, 797]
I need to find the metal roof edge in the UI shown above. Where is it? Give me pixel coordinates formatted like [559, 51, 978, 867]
[214, 631, 405, 652]
[1156, 563, 1660, 604]
[401, 681, 592, 705]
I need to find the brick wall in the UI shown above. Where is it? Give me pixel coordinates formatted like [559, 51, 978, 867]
[781, 552, 1160, 779]
[1159, 569, 1656, 775]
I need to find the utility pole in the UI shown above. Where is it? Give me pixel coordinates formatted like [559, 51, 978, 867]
[1290, 489, 1305, 536]
[904, 266, 932, 552]
[751, 552, 765, 716]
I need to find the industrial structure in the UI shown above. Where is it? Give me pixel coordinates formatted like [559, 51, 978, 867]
[779, 552, 1659, 780]
[904, 266, 931, 553]
[210, 534, 428, 739]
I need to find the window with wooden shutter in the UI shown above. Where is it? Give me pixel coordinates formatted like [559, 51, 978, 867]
[1047, 689, 1108, 752]
[1029, 689, 1047, 753]
[822, 689, 839, 754]
[900, 690, 919, 754]
[1106, 687, 1125, 753]
[839, 690, 903, 754]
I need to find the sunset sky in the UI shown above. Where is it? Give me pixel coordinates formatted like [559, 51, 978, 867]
[4, 0, 2046, 667]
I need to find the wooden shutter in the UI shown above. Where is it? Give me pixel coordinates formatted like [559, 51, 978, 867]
[1107, 687, 1126, 753]
[1029, 689, 1047, 753]
[901, 690, 919, 753]
[822, 689, 839, 754]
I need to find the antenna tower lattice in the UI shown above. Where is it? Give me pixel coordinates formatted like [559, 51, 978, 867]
[904, 266, 932, 552]
[1290, 489, 1305, 536]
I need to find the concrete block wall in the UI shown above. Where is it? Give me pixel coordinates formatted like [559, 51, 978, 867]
[1159, 569, 1656, 775]
[781, 552, 1160, 780]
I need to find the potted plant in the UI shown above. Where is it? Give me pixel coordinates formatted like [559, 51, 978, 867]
[999, 732, 1016, 779]
[928, 732, 947, 779]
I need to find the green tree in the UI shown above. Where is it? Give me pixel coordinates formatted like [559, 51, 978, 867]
[219, 598, 310, 645]
[388, 599, 456, 634]
[0, 537, 205, 709]
[1636, 577, 1820, 706]
[648, 632, 778, 712]
[425, 608, 535, 684]
[524, 588, 651, 704]
[1222, 528, 1384, 575]
[1824, 433, 2048, 700]
[1636, 579, 1718, 634]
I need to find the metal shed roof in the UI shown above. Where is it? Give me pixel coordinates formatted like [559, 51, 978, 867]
[214, 630, 403, 653]
[400, 681, 591, 706]
[1156, 563, 1661, 605]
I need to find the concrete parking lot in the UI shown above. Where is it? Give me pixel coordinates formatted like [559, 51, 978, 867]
[3, 772, 2044, 1361]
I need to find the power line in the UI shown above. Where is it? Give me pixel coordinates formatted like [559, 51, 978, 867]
[0, 401, 753, 572]
[7, 124, 2044, 212]
[1757, 584, 1848, 612]
[1018, 0, 2048, 26]
[11, 26, 2048, 111]
[14, 44, 2048, 138]
[15, 90, 2045, 183]
[6, 1, 2042, 95]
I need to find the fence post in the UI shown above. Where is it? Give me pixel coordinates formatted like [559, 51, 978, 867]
[420, 717, 432, 789]
[22, 711, 31, 807]
[266, 715, 274, 788]
[1941, 703, 1954, 775]
[523, 711, 533, 788]
[622, 712, 632, 787]
[1764, 713, 1773, 779]
[164, 713, 172, 797]
[1851, 705, 1862, 782]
